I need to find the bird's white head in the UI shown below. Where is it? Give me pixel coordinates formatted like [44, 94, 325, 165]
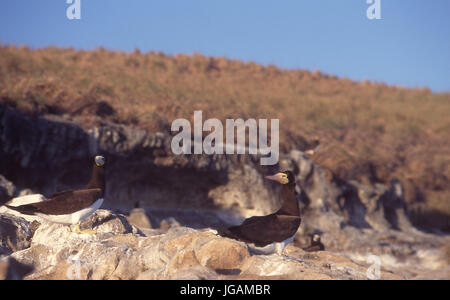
[95, 155, 106, 167]
[313, 234, 320, 242]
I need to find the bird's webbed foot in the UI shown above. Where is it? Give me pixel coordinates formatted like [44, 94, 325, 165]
[74, 223, 97, 235]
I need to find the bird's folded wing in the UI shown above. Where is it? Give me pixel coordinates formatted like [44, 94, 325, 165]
[275, 215, 301, 222]
[240, 214, 272, 226]
[275, 215, 302, 231]
[28, 188, 103, 215]
[48, 189, 73, 199]
[228, 215, 277, 245]
[229, 214, 301, 246]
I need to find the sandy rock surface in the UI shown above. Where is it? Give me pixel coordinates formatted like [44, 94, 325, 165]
[0, 209, 410, 280]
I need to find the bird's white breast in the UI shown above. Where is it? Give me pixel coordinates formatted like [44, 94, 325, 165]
[247, 233, 296, 255]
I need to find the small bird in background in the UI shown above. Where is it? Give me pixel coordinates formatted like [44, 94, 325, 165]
[4, 155, 106, 234]
[303, 234, 325, 252]
[305, 136, 321, 156]
[218, 171, 301, 256]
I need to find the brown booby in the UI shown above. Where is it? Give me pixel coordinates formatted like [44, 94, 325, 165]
[303, 234, 325, 252]
[218, 171, 301, 255]
[4, 155, 106, 234]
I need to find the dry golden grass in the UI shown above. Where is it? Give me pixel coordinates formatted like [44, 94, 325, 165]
[0, 45, 449, 230]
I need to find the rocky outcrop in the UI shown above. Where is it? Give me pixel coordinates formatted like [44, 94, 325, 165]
[0, 175, 15, 205]
[0, 106, 449, 279]
[2, 210, 404, 280]
[1, 208, 446, 280]
[0, 106, 415, 226]
[0, 107, 91, 196]
[0, 256, 33, 280]
[0, 213, 32, 255]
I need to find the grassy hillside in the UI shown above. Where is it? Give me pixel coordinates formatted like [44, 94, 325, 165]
[0, 45, 449, 231]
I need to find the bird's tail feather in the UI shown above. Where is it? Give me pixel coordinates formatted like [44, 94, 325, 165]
[4, 204, 36, 215]
[217, 227, 243, 240]
[216, 228, 234, 238]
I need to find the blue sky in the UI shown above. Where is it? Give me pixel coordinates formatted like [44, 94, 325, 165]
[0, 0, 449, 92]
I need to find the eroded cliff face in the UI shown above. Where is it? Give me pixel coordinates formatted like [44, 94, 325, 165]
[0, 106, 449, 279]
[0, 106, 280, 216]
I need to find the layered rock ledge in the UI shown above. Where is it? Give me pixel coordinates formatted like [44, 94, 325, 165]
[2, 210, 404, 280]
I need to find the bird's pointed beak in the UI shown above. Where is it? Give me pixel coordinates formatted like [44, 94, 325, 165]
[265, 173, 285, 184]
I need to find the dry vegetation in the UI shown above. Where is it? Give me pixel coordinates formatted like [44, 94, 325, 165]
[0, 45, 449, 231]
